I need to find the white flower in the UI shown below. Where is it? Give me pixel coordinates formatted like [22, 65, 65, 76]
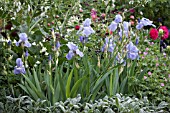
[32, 42, 36, 45]
[40, 47, 47, 53]
[36, 61, 41, 64]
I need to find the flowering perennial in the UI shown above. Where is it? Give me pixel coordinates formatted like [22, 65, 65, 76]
[16, 33, 31, 47]
[77, 18, 95, 37]
[136, 18, 156, 30]
[66, 42, 84, 60]
[101, 37, 115, 53]
[126, 42, 139, 60]
[14, 58, 26, 74]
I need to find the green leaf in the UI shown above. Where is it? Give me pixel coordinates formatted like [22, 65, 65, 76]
[113, 68, 119, 95]
[129, 60, 137, 76]
[66, 69, 73, 98]
[70, 76, 87, 98]
[58, 70, 66, 101]
[25, 82, 39, 100]
[18, 84, 29, 94]
[120, 77, 128, 94]
[23, 74, 44, 99]
[33, 68, 42, 93]
[93, 68, 115, 93]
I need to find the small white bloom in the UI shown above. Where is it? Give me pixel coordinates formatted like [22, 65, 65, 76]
[40, 47, 47, 53]
[32, 42, 36, 45]
[45, 52, 49, 56]
[140, 11, 143, 15]
[36, 61, 41, 64]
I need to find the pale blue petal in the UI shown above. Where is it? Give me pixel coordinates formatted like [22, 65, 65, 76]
[14, 66, 26, 74]
[108, 44, 114, 52]
[114, 14, 122, 23]
[66, 42, 78, 51]
[24, 41, 31, 47]
[101, 44, 107, 52]
[127, 52, 138, 60]
[76, 49, 84, 57]
[136, 23, 144, 30]
[16, 40, 22, 46]
[108, 21, 117, 32]
[66, 50, 75, 60]
[83, 18, 91, 27]
[16, 58, 23, 67]
[19, 33, 28, 41]
[83, 27, 95, 37]
[123, 21, 129, 31]
[56, 41, 61, 49]
[25, 50, 29, 57]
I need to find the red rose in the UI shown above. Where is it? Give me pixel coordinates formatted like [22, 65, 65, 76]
[75, 25, 80, 30]
[149, 28, 158, 40]
[159, 26, 169, 40]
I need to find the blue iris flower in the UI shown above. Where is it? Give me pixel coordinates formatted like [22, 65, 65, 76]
[135, 37, 139, 45]
[25, 50, 29, 57]
[83, 18, 91, 27]
[56, 41, 61, 49]
[114, 14, 122, 23]
[48, 54, 52, 61]
[79, 36, 88, 43]
[136, 18, 156, 30]
[66, 42, 84, 60]
[16, 33, 31, 47]
[101, 37, 115, 53]
[77, 18, 95, 37]
[123, 21, 129, 31]
[108, 21, 118, 32]
[119, 29, 128, 38]
[126, 42, 139, 60]
[14, 58, 26, 74]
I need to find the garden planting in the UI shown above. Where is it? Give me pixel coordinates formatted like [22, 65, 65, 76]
[0, 0, 170, 112]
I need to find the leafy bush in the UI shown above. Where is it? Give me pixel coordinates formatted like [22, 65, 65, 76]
[1, 94, 169, 113]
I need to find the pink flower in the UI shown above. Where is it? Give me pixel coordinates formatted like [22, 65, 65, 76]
[101, 13, 106, 18]
[149, 28, 159, 40]
[142, 56, 145, 59]
[169, 74, 170, 78]
[130, 15, 134, 19]
[143, 52, 148, 56]
[144, 76, 147, 79]
[148, 71, 152, 76]
[161, 83, 164, 87]
[146, 48, 149, 51]
[149, 42, 154, 45]
[156, 63, 159, 67]
[91, 8, 97, 21]
[91, 15, 97, 20]
[79, 8, 83, 13]
[159, 26, 169, 40]
[130, 20, 135, 26]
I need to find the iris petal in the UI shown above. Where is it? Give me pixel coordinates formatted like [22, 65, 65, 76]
[76, 49, 84, 57]
[66, 50, 75, 60]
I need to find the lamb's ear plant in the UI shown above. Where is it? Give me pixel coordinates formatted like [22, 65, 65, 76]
[2, 94, 169, 113]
